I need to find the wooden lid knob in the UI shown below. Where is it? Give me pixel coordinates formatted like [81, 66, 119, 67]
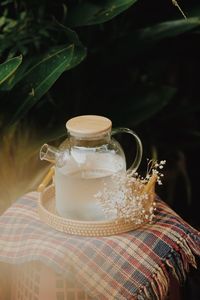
[66, 115, 112, 138]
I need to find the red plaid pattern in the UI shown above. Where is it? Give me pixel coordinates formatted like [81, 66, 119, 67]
[0, 192, 199, 300]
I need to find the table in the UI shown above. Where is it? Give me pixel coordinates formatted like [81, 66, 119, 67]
[0, 191, 200, 300]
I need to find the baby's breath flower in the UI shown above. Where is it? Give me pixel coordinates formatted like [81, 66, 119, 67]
[94, 158, 165, 223]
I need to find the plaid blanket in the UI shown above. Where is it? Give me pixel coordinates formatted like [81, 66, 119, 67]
[0, 192, 199, 300]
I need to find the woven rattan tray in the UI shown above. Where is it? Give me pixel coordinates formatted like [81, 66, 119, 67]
[38, 185, 155, 237]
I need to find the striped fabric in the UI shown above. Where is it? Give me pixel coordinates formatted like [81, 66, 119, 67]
[0, 192, 199, 300]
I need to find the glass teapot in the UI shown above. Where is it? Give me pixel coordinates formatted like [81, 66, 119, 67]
[40, 115, 143, 221]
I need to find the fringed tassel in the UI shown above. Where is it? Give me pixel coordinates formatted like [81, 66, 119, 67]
[166, 251, 186, 283]
[143, 285, 153, 299]
[137, 232, 200, 300]
[155, 266, 169, 299]
[165, 254, 180, 282]
[137, 265, 169, 300]
[151, 278, 160, 298]
[178, 236, 197, 268]
[185, 232, 200, 257]
[165, 232, 200, 284]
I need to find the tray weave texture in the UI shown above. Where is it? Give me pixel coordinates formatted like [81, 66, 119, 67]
[38, 185, 154, 237]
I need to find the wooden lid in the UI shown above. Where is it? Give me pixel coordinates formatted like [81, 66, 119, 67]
[66, 115, 112, 137]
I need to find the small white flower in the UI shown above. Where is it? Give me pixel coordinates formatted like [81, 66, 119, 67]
[95, 158, 165, 222]
[161, 160, 166, 165]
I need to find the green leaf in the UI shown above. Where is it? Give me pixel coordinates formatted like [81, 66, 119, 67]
[130, 86, 176, 125]
[115, 17, 200, 58]
[111, 85, 176, 126]
[9, 45, 75, 125]
[51, 25, 87, 69]
[0, 58, 35, 91]
[0, 55, 22, 85]
[68, 45, 87, 69]
[1, 25, 87, 92]
[67, 0, 137, 27]
[137, 17, 200, 42]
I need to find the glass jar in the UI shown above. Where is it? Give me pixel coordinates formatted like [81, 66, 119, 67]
[40, 115, 143, 221]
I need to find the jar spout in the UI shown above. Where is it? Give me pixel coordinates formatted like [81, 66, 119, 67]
[40, 144, 59, 163]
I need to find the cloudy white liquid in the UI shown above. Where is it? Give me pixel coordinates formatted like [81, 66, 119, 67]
[55, 152, 125, 220]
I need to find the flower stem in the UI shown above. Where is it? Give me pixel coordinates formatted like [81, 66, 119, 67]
[172, 0, 187, 19]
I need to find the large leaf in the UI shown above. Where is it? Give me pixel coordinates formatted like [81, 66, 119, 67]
[67, 0, 138, 27]
[137, 17, 200, 42]
[114, 17, 200, 58]
[110, 85, 176, 126]
[8, 45, 75, 125]
[0, 26, 87, 92]
[0, 58, 35, 91]
[56, 26, 87, 69]
[68, 45, 87, 69]
[130, 86, 176, 125]
[0, 55, 22, 85]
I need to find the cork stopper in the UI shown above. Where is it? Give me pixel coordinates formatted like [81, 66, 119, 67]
[66, 115, 112, 138]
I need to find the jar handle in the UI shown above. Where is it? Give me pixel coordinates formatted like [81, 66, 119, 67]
[111, 128, 143, 175]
